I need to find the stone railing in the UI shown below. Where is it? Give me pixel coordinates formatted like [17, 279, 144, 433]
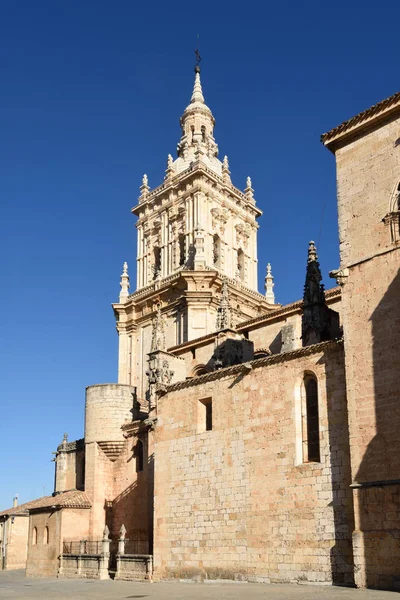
[59, 526, 153, 582]
[114, 526, 152, 582]
[58, 527, 111, 580]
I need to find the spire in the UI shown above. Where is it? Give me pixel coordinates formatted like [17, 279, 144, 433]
[302, 240, 337, 346]
[264, 263, 275, 304]
[119, 261, 130, 303]
[216, 279, 232, 330]
[190, 70, 205, 104]
[303, 241, 324, 307]
[176, 66, 218, 168]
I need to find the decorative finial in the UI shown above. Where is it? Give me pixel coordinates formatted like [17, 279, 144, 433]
[63, 433, 68, 443]
[222, 155, 231, 183]
[119, 262, 130, 302]
[264, 263, 275, 304]
[140, 174, 150, 200]
[307, 240, 318, 263]
[119, 524, 127, 539]
[245, 176, 254, 201]
[103, 525, 110, 540]
[165, 154, 175, 180]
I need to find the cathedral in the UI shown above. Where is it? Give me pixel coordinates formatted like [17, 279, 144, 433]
[1, 66, 400, 591]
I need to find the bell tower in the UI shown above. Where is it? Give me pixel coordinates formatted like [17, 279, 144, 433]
[134, 66, 260, 289]
[113, 64, 276, 400]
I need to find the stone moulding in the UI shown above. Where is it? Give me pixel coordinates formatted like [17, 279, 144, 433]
[163, 338, 344, 393]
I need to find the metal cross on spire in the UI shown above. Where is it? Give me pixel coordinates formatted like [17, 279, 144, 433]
[194, 34, 202, 73]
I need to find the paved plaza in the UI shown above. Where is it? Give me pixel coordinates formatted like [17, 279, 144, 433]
[0, 571, 398, 600]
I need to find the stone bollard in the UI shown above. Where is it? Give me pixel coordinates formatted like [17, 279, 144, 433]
[99, 526, 110, 580]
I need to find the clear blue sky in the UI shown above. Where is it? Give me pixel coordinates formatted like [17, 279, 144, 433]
[1, 0, 399, 509]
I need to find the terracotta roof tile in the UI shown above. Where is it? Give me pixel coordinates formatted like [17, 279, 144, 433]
[321, 91, 400, 148]
[0, 491, 91, 517]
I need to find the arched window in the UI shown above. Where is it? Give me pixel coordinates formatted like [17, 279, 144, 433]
[201, 125, 206, 143]
[43, 526, 49, 545]
[153, 247, 161, 279]
[178, 234, 186, 266]
[213, 234, 221, 268]
[237, 249, 245, 281]
[302, 374, 320, 462]
[135, 440, 144, 473]
[32, 527, 37, 545]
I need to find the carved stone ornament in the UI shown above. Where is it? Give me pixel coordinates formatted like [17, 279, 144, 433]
[211, 207, 229, 235]
[235, 223, 251, 248]
[329, 267, 349, 286]
[150, 304, 166, 352]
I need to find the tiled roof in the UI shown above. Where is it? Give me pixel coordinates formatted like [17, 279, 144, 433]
[321, 91, 400, 147]
[236, 287, 340, 330]
[0, 491, 91, 517]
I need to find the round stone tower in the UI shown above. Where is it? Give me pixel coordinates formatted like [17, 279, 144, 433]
[85, 383, 135, 446]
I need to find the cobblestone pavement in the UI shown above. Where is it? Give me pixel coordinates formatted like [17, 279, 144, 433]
[0, 571, 397, 600]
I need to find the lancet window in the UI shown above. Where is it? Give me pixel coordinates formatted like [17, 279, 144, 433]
[302, 374, 320, 462]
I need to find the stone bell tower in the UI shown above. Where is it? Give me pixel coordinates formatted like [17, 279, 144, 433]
[113, 65, 276, 401]
[134, 66, 260, 289]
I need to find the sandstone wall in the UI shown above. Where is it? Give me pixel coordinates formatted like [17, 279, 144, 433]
[26, 510, 61, 578]
[108, 435, 151, 549]
[335, 115, 400, 589]
[153, 342, 353, 584]
[2, 516, 28, 570]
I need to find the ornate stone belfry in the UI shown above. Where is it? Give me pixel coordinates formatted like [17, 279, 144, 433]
[133, 65, 261, 289]
[113, 64, 276, 398]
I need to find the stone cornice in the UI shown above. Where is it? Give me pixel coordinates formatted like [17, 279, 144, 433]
[132, 162, 261, 219]
[122, 418, 154, 435]
[162, 339, 344, 394]
[161, 339, 344, 394]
